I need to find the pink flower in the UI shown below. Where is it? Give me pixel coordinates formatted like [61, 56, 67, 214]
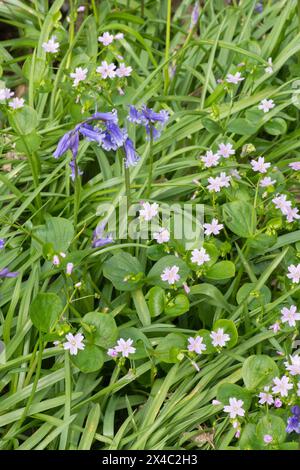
[287, 264, 300, 283]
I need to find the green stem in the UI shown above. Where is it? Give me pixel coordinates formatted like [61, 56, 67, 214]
[66, 0, 75, 69]
[141, 0, 145, 17]
[73, 161, 81, 235]
[91, 0, 99, 25]
[59, 352, 72, 449]
[124, 164, 131, 213]
[15, 334, 44, 433]
[146, 126, 154, 198]
[164, 0, 172, 94]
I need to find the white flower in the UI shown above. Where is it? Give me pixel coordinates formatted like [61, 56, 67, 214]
[287, 264, 300, 284]
[204, 218, 223, 236]
[272, 194, 292, 214]
[96, 61, 116, 79]
[9, 97, 24, 109]
[210, 328, 230, 348]
[258, 99, 275, 113]
[284, 355, 300, 376]
[217, 142, 235, 158]
[297, 382, 300, 397]
[115, 338, 136, 357]
[161, 265, 180, 285]
[281, 305, 300, 327]
[223, 397, 245, 419]
[0, 87, 14, 100]
[226, 72, 244, 84]
[260, 176, 276, 187]
[207, 173, 231, 192]
[285, 206, 300, 223]
[70, 67, 88, 86]
[212, 399, 221, 405]
[139, 202, 159, 221]
[116, 63, 132, 78]
[219, 172, 230, 187]
[107, 347, 118, 357]
[63, 332, 85, 355]
[289, 162, 300, 171]
[153, 228, 170, 244]
[207, 176, 222, 193]
[269, 322, 280, 333]
[42, 36, 60, 53]
[98, 32, 114, 46]
[77, 5, 85, 12]
[272, 375, 293, 397]
[201, 150, 220, 168]
[191, 247, 210, 266]
[265, 57, 273, 74]
[66, 262, 74, 275]
[114, 32, 124, 40]
[52, 255, 60, 266]
[258, 386, 274, 405]
[187, 336, 206, 354]
[250, 157, 271, 173]
[230, 169, 241, 180]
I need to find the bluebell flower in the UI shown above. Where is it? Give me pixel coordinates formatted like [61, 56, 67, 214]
[69, 159, 83, 181]
[255, 2, 263, 13]
[127, 105, 169, 140]
[53, 129, 80, 159]
[190, 2, 200, 27]
[0, 239, 4, 250]
[91, 110, 118, 124]
[106, 122, 127, 148]
[141, 106, 169, 126]
[286, 406, 300, 434]
[0, 267, 19, 278]
[101, 131, 118, 151]
[127, 105, 145, 124]
[92, 223, 113, 248]
[124, 138, 140, 168]
[79, 123, 105, 145]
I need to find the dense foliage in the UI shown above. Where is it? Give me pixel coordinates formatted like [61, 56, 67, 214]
[1, 0, 300, 450]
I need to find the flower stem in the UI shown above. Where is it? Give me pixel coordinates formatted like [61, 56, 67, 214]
[124, 164, 131, 213]
[164, 0, 172, 94]
[146, 126, 154, 198]
[73, 161, 81, 235]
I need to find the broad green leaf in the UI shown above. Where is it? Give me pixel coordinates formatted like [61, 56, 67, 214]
[222, 201, 257, 238]
[71, 344, 104, 373]
[103, 252, 144, 291]
[147, 255, 190, 289]
[29, 293, 62, 332]
[242, 355, 279, 391]
[205, 261, 235, 280]
[82, 311, 118, 349]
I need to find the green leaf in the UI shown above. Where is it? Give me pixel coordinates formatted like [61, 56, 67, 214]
[118, 327, 152, 359]
[189, 283, 233, 312]
[147, 255, 190, 289]
[227, 118, 259, 135]
[165, 294, 190, 317]
[103, 252, 144, 291]
[147, 286, 165, 317]
[205, 261, 235, 280]
[82, 312, 118, 349]
[217, 383, 252, 410]
[29, 293, 62, 333]
[236, 283, 272, 309]
[222, 200, 257, 238]
[33, 217, 74, 253]
[264, 118, 287, 136]
[155, 333, 186, 363]
[239, 423, 262, 450]
[15, 131, 41, 153]
[242, 355, 279, 391]
[256, 415, 286, 445]
[9, 105, 38, 135]
[212, 319, 238, 349]
[71, 344, 104, 373]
